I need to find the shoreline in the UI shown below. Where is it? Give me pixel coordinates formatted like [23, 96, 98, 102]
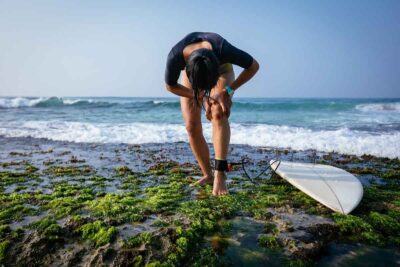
[0, 135, 399, 266]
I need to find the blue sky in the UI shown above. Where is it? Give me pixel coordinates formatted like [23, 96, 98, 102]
[0, 0, 399, 98]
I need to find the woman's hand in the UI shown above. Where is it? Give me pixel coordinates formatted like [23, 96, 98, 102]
[211, 89, 232, 118]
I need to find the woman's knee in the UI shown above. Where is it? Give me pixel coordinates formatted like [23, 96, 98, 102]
[211, 104, 225, 122]
[185, 121, 202, 136]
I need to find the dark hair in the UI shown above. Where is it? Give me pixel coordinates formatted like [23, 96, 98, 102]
[186, 48, 219, 107]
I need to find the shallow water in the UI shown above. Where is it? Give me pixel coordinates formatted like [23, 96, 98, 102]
[209, 216, 286, 267]
[316, 243, 400, 267]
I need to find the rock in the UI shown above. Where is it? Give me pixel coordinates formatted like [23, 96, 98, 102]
[269, 209, 337, 259]
[111, 249, 141, 267]
[13, 231, 62, 266]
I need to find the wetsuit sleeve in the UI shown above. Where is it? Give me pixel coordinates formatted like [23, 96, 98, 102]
[221, 39, 254, 69]
[165, 50, 182, 86]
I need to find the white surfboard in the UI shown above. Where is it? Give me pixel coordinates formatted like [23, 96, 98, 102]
[269, 160, 363, 214]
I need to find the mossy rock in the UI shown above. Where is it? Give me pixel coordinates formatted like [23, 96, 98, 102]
[80, 221, 117, 247]
[28, 217, 63, 240]
[258, 234, 280, 249]
[368, 211, 400, 236]
[125, 232, 153, 248]
[332, 214, 382, 244]
[0, 240, 10, 265]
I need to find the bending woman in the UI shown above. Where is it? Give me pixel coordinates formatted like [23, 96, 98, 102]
[165, 32, 259, 196]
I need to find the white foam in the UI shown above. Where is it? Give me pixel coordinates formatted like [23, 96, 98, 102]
[63, 99, 85, 105]
[0, 97, 48, 108]
[356, 103, 400, 112]
[0, 121, 399, 158]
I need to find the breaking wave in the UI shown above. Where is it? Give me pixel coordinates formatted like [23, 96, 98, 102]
[0, 120, 398, 158]
[356, 103, 400, 112]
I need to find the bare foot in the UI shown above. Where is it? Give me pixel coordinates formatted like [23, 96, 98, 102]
[192, 175, 214, 186]
[212, 171, 229, 196]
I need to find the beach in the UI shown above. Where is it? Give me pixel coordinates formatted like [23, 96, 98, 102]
[0, 135, 399, 266]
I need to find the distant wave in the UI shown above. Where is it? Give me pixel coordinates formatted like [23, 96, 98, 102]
[0, 97, 178, 109]
[0, 97, 48, 108]
[0, 97, 100, 108]
[2, 97, 400, 115]
[356, 103, 400, 112]
[0, 97, 359, 111]
[0, 120, 398, 158]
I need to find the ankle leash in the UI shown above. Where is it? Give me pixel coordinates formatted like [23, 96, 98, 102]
[214, 158, 281, 185]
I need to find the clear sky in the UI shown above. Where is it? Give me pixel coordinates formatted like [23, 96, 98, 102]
[0, 0, 399, 98]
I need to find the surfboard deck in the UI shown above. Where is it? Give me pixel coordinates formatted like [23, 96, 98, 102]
[270, 160, 363, 214]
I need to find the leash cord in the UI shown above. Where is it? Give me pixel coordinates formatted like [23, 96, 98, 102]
[229, 158, 281, 185]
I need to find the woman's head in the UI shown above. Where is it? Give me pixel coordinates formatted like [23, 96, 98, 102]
[186, 48, 219, 106]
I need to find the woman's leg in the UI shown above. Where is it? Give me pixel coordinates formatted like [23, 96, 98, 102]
[180, 71, 213, 184]
[209, 67, 235, 195]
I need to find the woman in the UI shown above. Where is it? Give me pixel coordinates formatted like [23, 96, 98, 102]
[165, 32, 259, 196]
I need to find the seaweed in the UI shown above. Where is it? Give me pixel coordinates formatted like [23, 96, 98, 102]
[28, 217, 63, 240]
[125, 232, 153, 248]
[80, 221, 117, 247]
[0, 240, 10, 265]
[44, 165, 95, 176]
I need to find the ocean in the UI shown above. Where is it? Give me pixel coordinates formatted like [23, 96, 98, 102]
[0, 97, 399, 158]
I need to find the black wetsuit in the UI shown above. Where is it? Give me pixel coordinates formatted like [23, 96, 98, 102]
[165, 32, 254, 86]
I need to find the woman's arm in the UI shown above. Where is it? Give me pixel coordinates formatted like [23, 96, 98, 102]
[165, 83, 193, 98]
[212, 59, 259, 117]
[229, 59, 260, 91]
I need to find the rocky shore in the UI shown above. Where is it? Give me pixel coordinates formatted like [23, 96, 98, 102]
[0, 136, 399, 266]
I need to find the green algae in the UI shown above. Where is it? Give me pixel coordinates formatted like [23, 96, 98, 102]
[132, 255, 143, 267]
[0, 225, 11, 239]
[80, 221, 117, 247]
[28, 217, 63, 240]
[1, 160, 30, 168]
[9, 151, 30, 157]
[0, 193, 39, 224]
[1, 149, 400, 266]
[39, 183, 95, 219]
[87, 193, 144, 223]
[164, 195, 254, 265]
[119, 174, 143, 190]
[25, 165, 39, 173]
[44, 165, 95, 176]
[0, 170, 40, 189]
[381, 169, 400, 179]
[152, 219, 170, 227]
[125, 232, 153, 247]
[148, 161, 180, 175]
[143, 181, 188, 213]
[89, 175, 108, 188]
[332, 214, 382, 244]
[342, 182, 400, 246]
[368, 211, 400, 236]
[258, 234, 280, 249]
[115, 165, 133, 176]
[0, 240, 10, 265]
[263, 222, 278, 234]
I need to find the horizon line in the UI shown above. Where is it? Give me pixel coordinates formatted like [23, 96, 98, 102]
[0, 95, 400, 100]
